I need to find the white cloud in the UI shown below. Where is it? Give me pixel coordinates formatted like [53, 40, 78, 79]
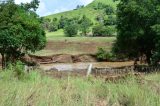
[14, 0, 95, 16]
[36, 1, 51, 16]
[53, 7, 68, 14]
[79, 0, 94, 5]
[15, 0, 50, 16]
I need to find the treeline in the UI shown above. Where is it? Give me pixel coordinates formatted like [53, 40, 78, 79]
[42, 2, 117, 37]
[114, 0, 160, 65]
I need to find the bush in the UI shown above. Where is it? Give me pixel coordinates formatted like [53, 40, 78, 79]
[64, 23, 78, 37]
[5, 61, 28, 80]
[12, 61, 25, 79]
[105, 5, 115, 15]
[93, 24, 104, 36]
[96, 48, 112, 61]
[79, 15, 92, 36]
[94, 3, 109, 10]
[92, 24, 115, 37]
[104, 26, 116, 36]
[59, 16, 69, 29]
[104, 15, 117, 26]
[48, 23, 58, 32]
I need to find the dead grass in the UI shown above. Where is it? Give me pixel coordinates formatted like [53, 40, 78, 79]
[34, 37, 115, 56]
[0, 69, 159, 106]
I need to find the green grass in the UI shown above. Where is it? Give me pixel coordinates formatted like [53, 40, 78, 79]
[47, 36, 116, 42]
[46, 29, 65, 37]
[45, 0, 119, 24]
[0, 69, 160, 106]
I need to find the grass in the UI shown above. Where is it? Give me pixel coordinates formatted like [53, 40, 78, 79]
[0, 68, 160, 106]
[34, 37, 115, 56]
[47, 36, 116, 42]
[46, 29, 65, 37]
[45, 0, 119, 38]
[45, 0, 119, 24]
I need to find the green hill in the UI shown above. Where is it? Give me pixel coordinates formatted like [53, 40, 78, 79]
[44, 0, 119, 37]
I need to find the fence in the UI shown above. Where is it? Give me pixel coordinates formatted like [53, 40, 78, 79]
[134, 65, 160, 73]
[92, 65, 160, 76]
[92, 66, 134, 76]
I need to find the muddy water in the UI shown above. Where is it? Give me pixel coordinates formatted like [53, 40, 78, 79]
[40, 61, 134, 71]
[40, 63, 91, 71]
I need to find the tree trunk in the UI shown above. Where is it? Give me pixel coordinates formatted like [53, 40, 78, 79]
[146, 52, 152, 65]
[1, 53, 5, 69]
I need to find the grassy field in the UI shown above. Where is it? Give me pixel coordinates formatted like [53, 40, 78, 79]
[0, 69, 159, 106]
[47, 36, 116, 42]
[46, 29, 65, 38]
[34, 37, 115, 56]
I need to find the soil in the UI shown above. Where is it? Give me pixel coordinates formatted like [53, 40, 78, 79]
[28, 54, 97, 64]
[44, 40, 112, 55]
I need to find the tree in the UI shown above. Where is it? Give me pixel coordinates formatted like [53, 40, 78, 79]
[105, 5, 115, 15]
[113, 0, 160, 64]
[151, 25, 160, 64]
[96, 15, 104, 24]
[104, 15, 117, 26]
[48, 18, 59, 32]
[76, 5, 84, 10]
[0, 0, 46, 69]
[42, 18, 51, 30]
[59, 16, 68, 29]
[21, 0, 40, 11]
[94, 2, 107, 10]
[93, 24, 115, 37]
[79, 15, 92, 36]
[64, 19, 78, 37]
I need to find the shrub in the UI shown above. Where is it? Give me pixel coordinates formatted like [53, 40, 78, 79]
[48, 23, 58, 32]
[59, 16, 69, 29]
[79, 15, 92, 36]
[96, 48, 112, 61]
[64, 23, 78, 37]
[5, 61, 27, 80]
[105, 5, 115, 15]
[92, 24, 115, 37]
[104, 15, 117, 26]
[13, 61, 25, 79]
[94, 3, 109, 10]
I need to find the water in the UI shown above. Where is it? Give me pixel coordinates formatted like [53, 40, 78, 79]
[40, 62, 133, 71]
[41, 63, 91, 71]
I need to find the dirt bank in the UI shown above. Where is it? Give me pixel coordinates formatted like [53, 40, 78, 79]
[28, 54, 97, 64]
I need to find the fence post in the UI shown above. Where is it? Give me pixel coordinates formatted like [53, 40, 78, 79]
[87, 64, 93, 77]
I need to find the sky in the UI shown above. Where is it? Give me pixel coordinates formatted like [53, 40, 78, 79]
[15, 0, 94, 16]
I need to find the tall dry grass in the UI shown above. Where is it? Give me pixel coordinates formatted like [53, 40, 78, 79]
[0, 68, 159, 106]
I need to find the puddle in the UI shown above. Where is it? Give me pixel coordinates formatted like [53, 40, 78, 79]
[40, 62, 133, 71]
[41, 63, 91, 71]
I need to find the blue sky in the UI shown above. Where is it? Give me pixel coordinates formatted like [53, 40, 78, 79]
[15, 0, 94, 16]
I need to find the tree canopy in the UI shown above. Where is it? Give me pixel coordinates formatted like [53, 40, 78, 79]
[113, 0, 160, 64]
[79, 15, 92, 36]
[0, 0, 46, 68]
[64, 19, 78, 37]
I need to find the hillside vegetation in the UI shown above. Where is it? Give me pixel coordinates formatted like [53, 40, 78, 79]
[44, 0, 119, 37]
[45, 0, 118, 23]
